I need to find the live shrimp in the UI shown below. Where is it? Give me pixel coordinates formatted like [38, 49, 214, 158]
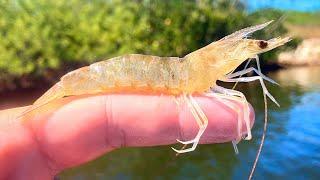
[20, 21, 290, 178]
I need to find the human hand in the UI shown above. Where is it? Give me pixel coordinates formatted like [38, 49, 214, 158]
[0, 94, 254, 179]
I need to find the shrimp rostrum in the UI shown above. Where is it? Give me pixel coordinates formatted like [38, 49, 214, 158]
[21, 21, 290, 154]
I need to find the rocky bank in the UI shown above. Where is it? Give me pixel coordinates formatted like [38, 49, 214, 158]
[278, 38, 320, 66]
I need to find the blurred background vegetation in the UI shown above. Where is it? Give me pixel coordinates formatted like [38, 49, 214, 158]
[0, 0, 317, 91]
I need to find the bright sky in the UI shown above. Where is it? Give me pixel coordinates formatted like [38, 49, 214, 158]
[243, 0, 320, 12]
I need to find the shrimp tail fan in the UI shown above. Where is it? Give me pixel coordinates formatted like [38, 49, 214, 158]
[219, 20, 274, 41]
[17, 83, 65, 119]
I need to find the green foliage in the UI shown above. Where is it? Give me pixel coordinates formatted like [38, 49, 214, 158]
[0, 0, 247, 77]
[286, 11, 320, 26]
[248, 8, 320, 26]
[0, 0, 290, 89]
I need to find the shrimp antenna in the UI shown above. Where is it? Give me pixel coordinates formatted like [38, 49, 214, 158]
[248, 86, 268, 179]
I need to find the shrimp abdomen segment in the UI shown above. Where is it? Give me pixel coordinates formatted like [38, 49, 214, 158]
[34, 82, 65, 105]
[17, 82, 65, 119]
[61, 54, 190, 95]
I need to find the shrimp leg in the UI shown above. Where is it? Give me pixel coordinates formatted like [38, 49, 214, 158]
[172, 94, 208, 154]
[227, 67, 278, 85]
[211, 86, 252, 140]
[204, 92, 245, 154]
[224, 69, 275, 179]
[223, 76, 279, 107]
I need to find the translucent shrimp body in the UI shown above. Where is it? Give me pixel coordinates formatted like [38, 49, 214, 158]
[35, 55, 190, 106]
[23, 21, 290, 157]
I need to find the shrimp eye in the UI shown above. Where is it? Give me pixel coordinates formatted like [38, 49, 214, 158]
[258, 40, 268, 49]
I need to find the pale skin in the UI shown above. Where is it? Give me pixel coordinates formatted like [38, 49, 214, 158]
[0, 94, 254, 180]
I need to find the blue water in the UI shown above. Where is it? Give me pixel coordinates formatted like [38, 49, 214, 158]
[234, 91, 320, 179]
[243, 0, 320, 12]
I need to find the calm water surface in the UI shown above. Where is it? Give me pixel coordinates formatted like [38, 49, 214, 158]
[1, 67, 319, 179]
